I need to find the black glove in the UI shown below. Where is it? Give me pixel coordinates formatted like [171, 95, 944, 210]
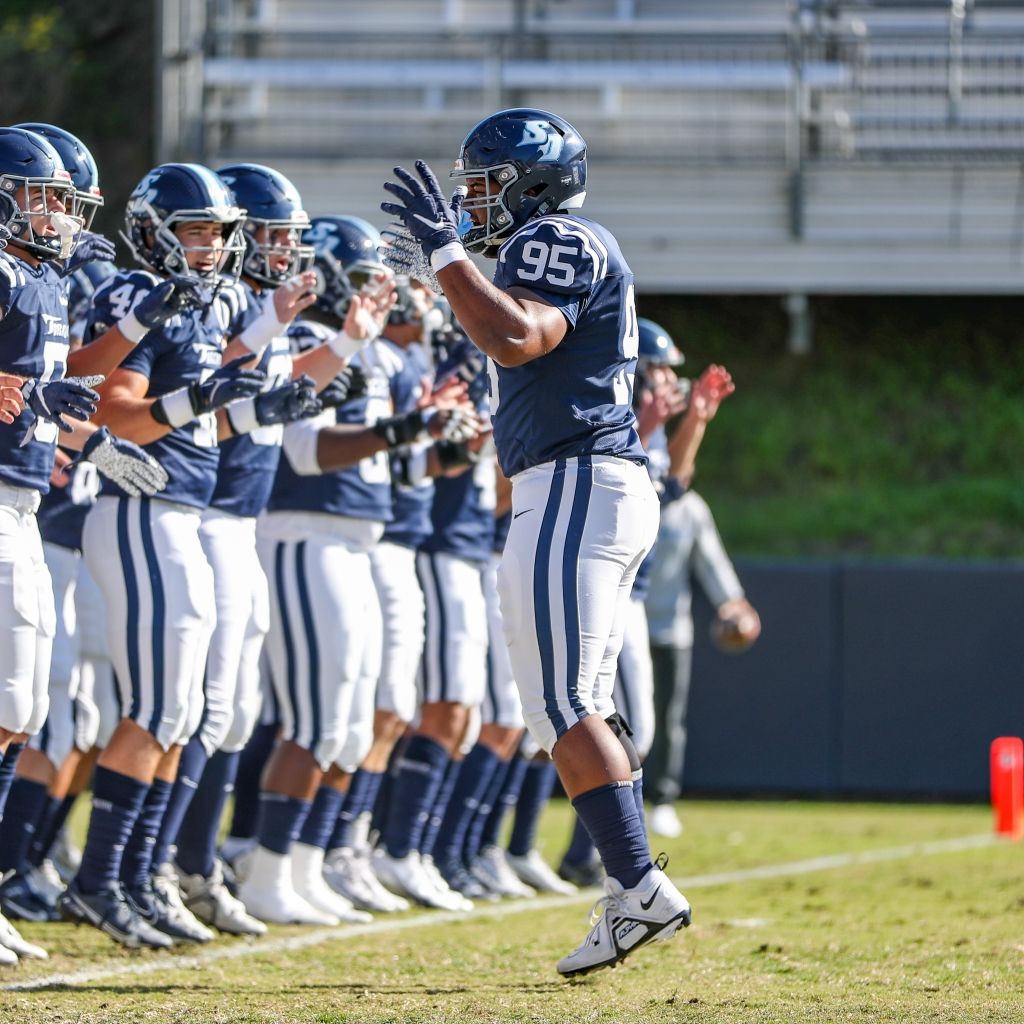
[227, 375, 322, 434]
[381, 161, 465, 259]
[77, 426, 169, 497]
[120, 275, 213, 342]
[318, 364, 368, 409]
[57, 232, 117, 277]
[151, 356, 267, 428]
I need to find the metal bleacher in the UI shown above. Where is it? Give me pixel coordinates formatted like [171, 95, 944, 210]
[158, 1, 1024, 294]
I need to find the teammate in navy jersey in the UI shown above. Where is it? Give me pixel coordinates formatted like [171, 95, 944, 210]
[374, 347, 494, 910]
[0, 123, 121, 928]
[59, 162, 269, 949]
[382, 107, 692, 976]
[237, 217, 401, 926]
[0, 127, 167, 963]
[323, 273, 447, 914]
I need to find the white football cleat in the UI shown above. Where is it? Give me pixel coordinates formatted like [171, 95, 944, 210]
[506, 849, 577, 896]
[556, 860, 691, 978]
[470, 846, 536, 899]
[324, 847, 408, 913]
[291, 843, 372, 924]
[151, 863, 216, 943]
[0, 910, 47, 960]
[176, 861, 267, 936]
[649, 803, 684, 839]
[373, 850, 468, 911]
[237, 845, 339, 925]
[419, 855, 474, 911]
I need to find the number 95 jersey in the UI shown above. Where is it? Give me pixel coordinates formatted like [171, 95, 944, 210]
[490, 214, 646, 479]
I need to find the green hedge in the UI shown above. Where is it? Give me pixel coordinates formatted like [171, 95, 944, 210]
[638, 295, 1024, 557]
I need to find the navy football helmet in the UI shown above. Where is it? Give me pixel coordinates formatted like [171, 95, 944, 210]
[13, 122, 103, 231]
[303, 215, 386, 323]
[122, 163, 245, 282]
[638, 318, 684, 369]
[0, 127, 82, 261]
[450, 108, 587, 258]
[216, 163, 313, 287]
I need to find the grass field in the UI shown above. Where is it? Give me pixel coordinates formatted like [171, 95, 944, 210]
[3, 800, 1021, 1023]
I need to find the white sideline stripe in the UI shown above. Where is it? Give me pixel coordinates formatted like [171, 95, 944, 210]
[3, 833, 995, 992]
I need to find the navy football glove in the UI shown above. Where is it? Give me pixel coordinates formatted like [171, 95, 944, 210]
[119, 275, 213, 343]
[381, 161, 465, 260]
[58, 232, 117, 277]
[151, 355, 267, 428]
[77, 426, 169, 498]
[227, 375, 322, 434]
[21, 375, 102, 434]
[318, 364, 368, 409]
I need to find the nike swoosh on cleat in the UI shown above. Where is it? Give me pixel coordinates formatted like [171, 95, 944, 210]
[639, 887, 660, 911]
[513, 508, 534, 519]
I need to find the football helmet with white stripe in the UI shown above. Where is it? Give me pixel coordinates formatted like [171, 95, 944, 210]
[0, 127, 82, 261]
[122, 163, 245, 283]
[450, 108, 587, 258]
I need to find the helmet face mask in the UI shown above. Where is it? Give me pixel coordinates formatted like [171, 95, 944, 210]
[217, 164, 314, 287]
[303, 215, 386, 326]
[123, 164, 245, 284]
[240, 218, 314, 287]
[450, 108, 587, 257]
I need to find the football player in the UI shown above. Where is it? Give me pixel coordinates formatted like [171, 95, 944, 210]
[0, 127, 167, 961]
[382, 108, 692, 976]
[58, 162, 267, 949]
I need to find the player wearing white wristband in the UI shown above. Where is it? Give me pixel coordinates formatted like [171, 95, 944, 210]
[60, 163, 266, 950]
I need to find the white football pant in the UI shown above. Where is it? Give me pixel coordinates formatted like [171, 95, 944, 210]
[497, 456, 659, 754]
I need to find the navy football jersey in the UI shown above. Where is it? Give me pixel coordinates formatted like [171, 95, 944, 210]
[268, 324, 400, 522]
[0, 251, 71, 494]
[210, 284, 292, 519]
[381, 337, 435, 550]
[86, 270, 226, 509]
[420, 446, 497, 565]
[37, 457, 102, 552]
[488, 214, 647, 478]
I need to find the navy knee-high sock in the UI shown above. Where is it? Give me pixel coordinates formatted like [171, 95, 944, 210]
[175, 750, 241, 878]
[478, 755, 528, 852]
[255, 791, 311, 855]
[571, 781, 651, 890]
[29, 793, 77, 867]
[0, 777, 50, 873]
[228, 723, 276, 841]
[120, 777, 173, 894]
[464, 757, 511, 864]
[152, 736, 210, 869]
[380, 735, 449, 859]
[328, 769, 383, 852]
[77, 767, 150, 894]
[297, 785, 347, 850]
[0, 742, 25, 824]
[435, 744, 501, 872]
[419, 757, 460, 860]
[507, 759, 557, 858]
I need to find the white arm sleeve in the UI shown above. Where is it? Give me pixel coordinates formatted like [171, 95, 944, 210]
[688, 492, 745, 609]
[281, 414, 330, 476]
